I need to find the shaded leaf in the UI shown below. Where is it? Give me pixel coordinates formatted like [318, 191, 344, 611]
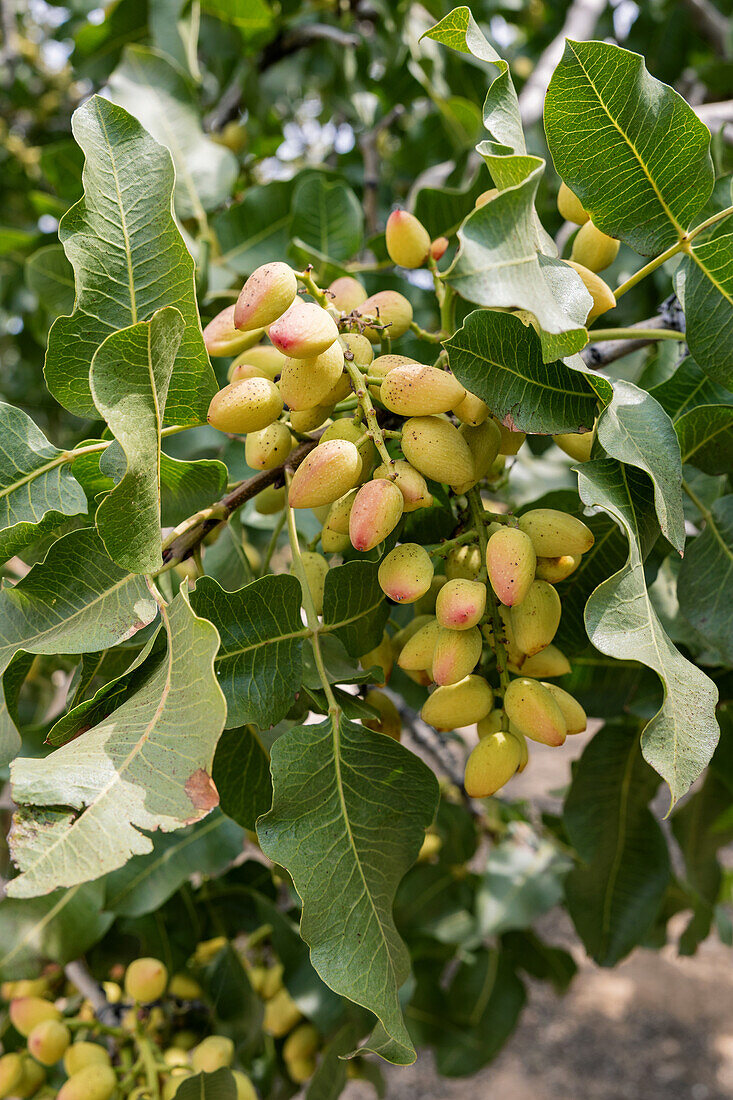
[212, 726, 272, 830]
[25, 244, 75, 317]
[675, 404, 733, 474]
[322, 560, 389, 658]
[291, 175, 363, 263]
[160, 453, 228, 527]
[475, 835, 571, 938]
[174, 1069, 236, 1100]
[45, 95, 215, 425]
[214, 180, 294, 276]
[678, 217, 733, 388]
[649, 356, 732, 420]
[678, 495, 733, 664]
[502, 930, 577, 993]
[8, 589, 226, 897]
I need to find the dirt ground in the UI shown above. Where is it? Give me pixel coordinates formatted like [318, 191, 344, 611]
[345, 732, 733, 1100]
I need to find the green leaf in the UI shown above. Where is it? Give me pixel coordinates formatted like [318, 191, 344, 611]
[675, 404, 733, 474]
[202, 0, 274, 41]
[107, 46, 238, 220]
[407, 950, 525, 1076]
[444, 163, 590, 353]
[104, 811, 243, 917]
[564, 722, 670, 965]
[413, 171, 488, 240]
[0, 528, 158, 765]
[45, 95, 215, 425]
[0, 402, 88, 561]
[258, 715, 439, 1065]
[212, 726, 272, 830]
[596, 379, 686, 553]
[174, 1069, 236, 1100]
[160, 453, 228, 527]
[291, 175, 363, 263]
[578, 459, 719, 804]
[322, 560, 389, 658]
[90, 307, 184, 573]
[649, 356, 732, 420]
[0, 881, 113, 980]
[678, 217, 733, 388]
[214, 180, 294, 276]
[544, 39, 713, 254]
[445, 310, 599, 434]
[502, 930, 577, 993]
[678, 496, 733, 665]
[475, 836, 571, 938]
[305, 1023, 362, 1100]
[25, 244, 75, 317]
[8, 588, 226, 897]
[189, 575, 308, 730]
[200, 943, 263, 1041]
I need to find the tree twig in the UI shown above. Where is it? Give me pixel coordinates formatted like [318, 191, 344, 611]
[582, 296, 685, 368]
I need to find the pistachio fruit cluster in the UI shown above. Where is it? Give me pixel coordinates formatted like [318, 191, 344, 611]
[203, 207, 597, 803]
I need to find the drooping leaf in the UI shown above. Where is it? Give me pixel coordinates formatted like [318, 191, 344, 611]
[675, 404, 733, 474]
[544, 39, 713, 254]
[214, 180, 294, 276]
[678, 496, 733, 665]
[107, 46, 238, 220]
[678, 216, 733, 388]
[0, 881, 113, 980]
[0, 528, 158, 765]
[160, 453, 228, 527]
[258, 714, 439, 1065]
[445, 310, 599, 434]
[104, 811, 243, 917]
[321, 560, 389, 658]
[8, 588, 226, 898]
[189, 575, 308, 730]
[291, 175, 363, 263]
[578, 459, 719, 804]
[0, 402, 88, 561]
[45, 95, 215, 425]
[564, 722, 670, 965]
[25, 244, 75, 317]
[90, 307, 184, 573]
[212, 726, 272, 830]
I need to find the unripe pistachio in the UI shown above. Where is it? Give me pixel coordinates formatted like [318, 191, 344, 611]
[289, 404, 333, 432]
[279, 340, 345, 410]
[1, 979, 51, 999]
[256, 962, 284, 1000]
[321, 524, 351, 552]
[504, 678, 567, 746]
[381, 364, 465, 416]
[295, 551, 329, 615]
[509, 728, 530, 772]
[234, 262, 298, 332]
[203, 306, 264, 357]
[418, 832, 442, 861]
[349, 478, 404, 551]
[477, 710, 503, 739]
[263, 988, 302, 1037]
[254, 484, 286, 515]
[493, 605, 525, 668]
[518, 508, 594, 557]
[229, 342, 286, 382]
[557, 181, 589, 225]
[269, 300, 339, 359]
[163, 1048, 190, 1067]
[63, 1043, 110, 1077]
[368, 353, 417, 399]
[245, 422, 293, 470]
[378, 543, 433, 603]
[421, 675, 494, 730]
[359, 631, 394, 681]
[191, 1036, 234, 1074]
[363, 691, 401, 740]
[571, 220, 620, 272]
[401, 415, 475, 487]
[386, 209, 431, 268]
[287, 1056, 317, 1084]
[553, 429, 595, 463]
[475, 188, 499, 208]
[446, 543, 482, 581]
[288, 440, 361, 508]
[464, 730, 521, 797]
[27, 1019, 70, 1065]
[513, 644, 571, 678]
[10, 998, 61, 1037]
[0, 1053, 23, 1097]
[565, 260, 616, 322]
[208, 378, 283, 434]
[430, 236, 449, 261]
[510, 579, 561, 656]
[535, 554, 581, 583]
[356, 291, 413, 343]
[324, 372, 353, 405]
[14, 1058, 45, 1099]
[163, 1076, 192, 1100]
[397, 618, 440, 672]
[452, 419, 502, 492]
[284, 1023, 320, 1062]
[486, 527, 536, 606]
[340, 331, 374, 367]
[57, 1064, 117, 1100]
[170, 1031, 198, 1051]
[125, 957, 168, 1002]
[320, 419, 375, 479]
[233, 1070, 258, 1100]
[373, 460, 432, 512]
[541, 682, 587, 734]
[454, 391, 489, 426]
[493, 417, 526, 456]
[324, 489, 358, 535]
[414, 573, 447, 615]
[432, 626, 483, 686]
[328, 275, 368, 312]
[435, 578, 486, 630]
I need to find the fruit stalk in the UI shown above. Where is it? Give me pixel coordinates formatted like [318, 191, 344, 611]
[467, 487, 511, 699]
[343, 357, 395, 470]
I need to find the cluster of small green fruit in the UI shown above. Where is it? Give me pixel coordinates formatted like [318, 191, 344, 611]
[202, 199, 603, 800]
